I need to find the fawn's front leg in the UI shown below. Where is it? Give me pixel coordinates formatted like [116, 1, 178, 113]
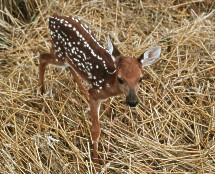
[89, 95, 102, 166]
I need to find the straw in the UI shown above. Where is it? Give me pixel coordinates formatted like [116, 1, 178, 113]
[0, 1, 214, 173]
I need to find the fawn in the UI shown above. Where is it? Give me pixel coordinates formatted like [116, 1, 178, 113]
[39, 14, 161, 166]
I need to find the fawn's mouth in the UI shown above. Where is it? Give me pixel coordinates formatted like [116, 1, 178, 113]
[126, 100, 139, 107]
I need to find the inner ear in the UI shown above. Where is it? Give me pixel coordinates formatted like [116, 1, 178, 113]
[107, 35, 114, 55]
[138, 46, 161, 67]
[107, 35, 121, 60]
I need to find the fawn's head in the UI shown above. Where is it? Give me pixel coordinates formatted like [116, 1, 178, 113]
[108, 37, 161, 107]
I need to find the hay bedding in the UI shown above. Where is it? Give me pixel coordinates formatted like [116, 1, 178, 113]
[0, 0, 214, 173]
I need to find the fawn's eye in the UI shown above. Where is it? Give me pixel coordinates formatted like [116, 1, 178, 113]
[138, 77, 143, 83]
[118, 77, 124, 84]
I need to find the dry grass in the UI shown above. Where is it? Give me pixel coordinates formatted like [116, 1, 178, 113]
[0, 0, 215, 173]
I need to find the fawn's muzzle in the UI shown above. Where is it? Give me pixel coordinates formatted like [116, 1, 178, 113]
[126, 88, 139, 107]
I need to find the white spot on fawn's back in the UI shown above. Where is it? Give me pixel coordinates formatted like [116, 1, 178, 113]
[49, 16, 117, 88]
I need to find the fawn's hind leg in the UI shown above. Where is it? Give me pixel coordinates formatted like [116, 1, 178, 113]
[39, 51, 89, 99]
[38, 52, 65, 94]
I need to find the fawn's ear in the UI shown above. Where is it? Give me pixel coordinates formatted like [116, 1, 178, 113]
[107, 35, 121, 62]
[138, 46, 161, 67]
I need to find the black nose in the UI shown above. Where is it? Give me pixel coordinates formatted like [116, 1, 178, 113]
[126, 96, 139, 107]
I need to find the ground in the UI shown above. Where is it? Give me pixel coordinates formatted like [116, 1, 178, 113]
[0, 0, 214, 173]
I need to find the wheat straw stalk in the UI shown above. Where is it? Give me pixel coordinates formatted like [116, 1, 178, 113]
[0, 0, 214, 173]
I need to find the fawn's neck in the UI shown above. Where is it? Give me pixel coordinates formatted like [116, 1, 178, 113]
[104, 72, 123, 97]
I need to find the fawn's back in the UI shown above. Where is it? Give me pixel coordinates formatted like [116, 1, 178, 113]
[48, 15, 116, 90]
